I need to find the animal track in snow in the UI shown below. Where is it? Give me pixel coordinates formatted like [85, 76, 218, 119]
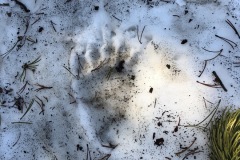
[69, 21, 142, 146]
[69, 7, 208, 159]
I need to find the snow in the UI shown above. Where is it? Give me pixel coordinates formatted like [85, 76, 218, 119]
[0, 0, 239, 159]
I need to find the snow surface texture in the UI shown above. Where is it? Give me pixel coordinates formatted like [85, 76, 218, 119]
[0, 0, 240, 159]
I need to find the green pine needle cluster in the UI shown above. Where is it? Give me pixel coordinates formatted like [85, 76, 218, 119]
[209, 109, 240, 160]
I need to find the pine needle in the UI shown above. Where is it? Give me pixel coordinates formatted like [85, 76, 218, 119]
[20, 99, 34, 120]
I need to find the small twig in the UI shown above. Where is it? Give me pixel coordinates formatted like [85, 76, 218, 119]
[43, 96, 48, 102]
[36, 12, 45, 15]
[233, 61, 240, 67]
[137, 25, 146, 44]
[154, 98, 157, 108]
[64, 0, 72, 4]
[0, 3, 9, 6]
[86, 144, 92, 160]
[201, 48, 222, 53]
[63, 65, 78, 79]
[14, 0, 30, 12]
[198, 49, 223, 77]
[173, 15, 180, 18]
[24, 18, 30, 34]
[42, 146, 50, 152]
[173, 117, 181, 133]
[99, 154, 111, 160]
[226, 19, 240, 39]
[215, 34, 237, 49]
[112, 15, 122, 21]
[18, 81, 29, 94]
[160, 0, 171, 3]
[35, 96, 45, 115]
[12, 121, 32, 124]
[197, 99, 221, 127]
[0, 36, 23, 58]
[50, 20, 57, 32]
[35, 83, 53, 92]
[182, 150, 203, 160]
[12, 132, 21, 147]
[196, 81, 221, 88]
[198, 61, 207, 77]
[212, 71, 227, 92]
[53, 155, 58, 160]
[175, 137, 197, 156]
[31, 17, 41, 25]
[203, 97, 214, 109]
[182, 100, 221, 130]
[101, 143, 118, 149]
[91, 59, 108, 72]
[26, 37, 37, 44]
[68, 93, 76, 104]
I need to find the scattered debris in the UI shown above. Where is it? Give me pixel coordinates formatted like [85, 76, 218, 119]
[38, 26, 44, 33]
[14, 96, 25, 112]
[181, 39, 188, 44]
[115, 60, 125, 72]
[76, 144, 83, 151]
[149, 87, 153, 93]
[94, 6, 99, 11]
[166, 64, 171, 69]
[153, 132, 155, 139]
[154, 138, 164, 146]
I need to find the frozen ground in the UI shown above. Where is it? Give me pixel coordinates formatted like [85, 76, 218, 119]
[0, 0, 239, 159]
